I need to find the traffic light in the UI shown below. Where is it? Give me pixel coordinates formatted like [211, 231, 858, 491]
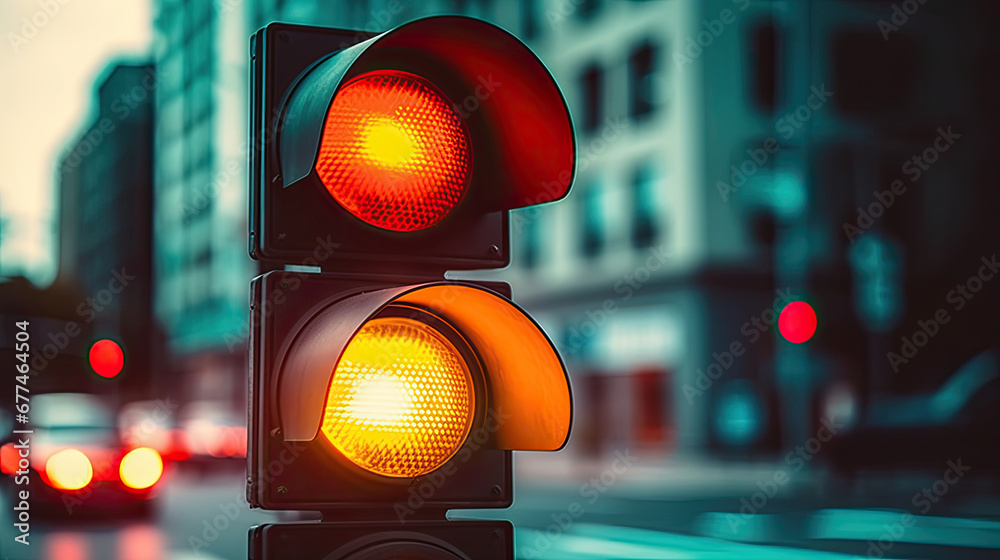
[778, 300, 817, 344]
[250, 520, 513, 559]
[247, 15, 575, 558]
[89, 338, 124, 378]
[249, 16, 574, 268]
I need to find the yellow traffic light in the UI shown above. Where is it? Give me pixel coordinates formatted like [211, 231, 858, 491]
[321, 317, 476, 478]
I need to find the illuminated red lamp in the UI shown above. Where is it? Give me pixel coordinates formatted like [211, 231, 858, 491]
[252, 16, 577, 267]
[778, 301, 817, 344]
[318, 71, 472, 232]
[89, 339, 124, 378]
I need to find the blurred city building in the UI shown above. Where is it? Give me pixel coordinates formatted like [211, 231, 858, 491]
[56, 63, 160, 401]
[152, 1, 253, 408]
[0, 277, 98, 396]
[496, 0, 1000, 467]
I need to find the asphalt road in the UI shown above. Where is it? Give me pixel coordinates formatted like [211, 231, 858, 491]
[2, 461, 1000, 559]
[0, 462, 280, 560]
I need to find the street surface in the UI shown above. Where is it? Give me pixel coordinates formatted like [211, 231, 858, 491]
[2, 457, 999, 559]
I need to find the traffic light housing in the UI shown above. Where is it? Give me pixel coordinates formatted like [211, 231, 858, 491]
[246, 16, 576, 554]
[249, 17, 575, 270]
[250, 519, 513, 559]
[248, 272, 572, 511]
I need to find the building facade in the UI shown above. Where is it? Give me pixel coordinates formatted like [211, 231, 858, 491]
[57, 63, 159, 401]
[152, 1, 254, 406]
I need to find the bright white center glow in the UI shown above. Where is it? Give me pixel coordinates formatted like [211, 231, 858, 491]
[347, 376, 413, 425]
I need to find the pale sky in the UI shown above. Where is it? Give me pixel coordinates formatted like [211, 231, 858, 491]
[0, 0, 152, 285]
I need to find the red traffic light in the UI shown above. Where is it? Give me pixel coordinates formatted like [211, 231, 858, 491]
[318, 71, 473, 232]
[250, 16, 576, 268]
[89, 339, 123, 378]
[778, 301, 817, 343]
[278, 16, 574, 211]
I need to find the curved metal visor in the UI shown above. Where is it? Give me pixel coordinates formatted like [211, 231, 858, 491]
[276, 282, 572, 452]
[278, 15, 576, 214]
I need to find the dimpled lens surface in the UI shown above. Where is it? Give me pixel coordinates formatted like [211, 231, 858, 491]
[321, 317, 474, 478]
[316, 71, 472, 231]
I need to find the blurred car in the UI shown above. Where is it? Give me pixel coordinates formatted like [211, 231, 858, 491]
[1, 393, 165, 517]
[826, 350, 1000, 478]
[177, 401, 246, 468]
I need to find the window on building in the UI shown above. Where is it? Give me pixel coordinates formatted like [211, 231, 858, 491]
[632, 163, 659, 248]
[581, 182, 604, 258]
[579, 64, 603, 133]
[749, 21, 781, 112]
[628, 42, 657, 122]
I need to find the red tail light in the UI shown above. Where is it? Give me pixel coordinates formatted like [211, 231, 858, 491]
[0, 443, 19, 475]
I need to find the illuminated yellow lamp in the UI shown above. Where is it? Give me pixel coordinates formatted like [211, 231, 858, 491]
[321, 317, 475, 477]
